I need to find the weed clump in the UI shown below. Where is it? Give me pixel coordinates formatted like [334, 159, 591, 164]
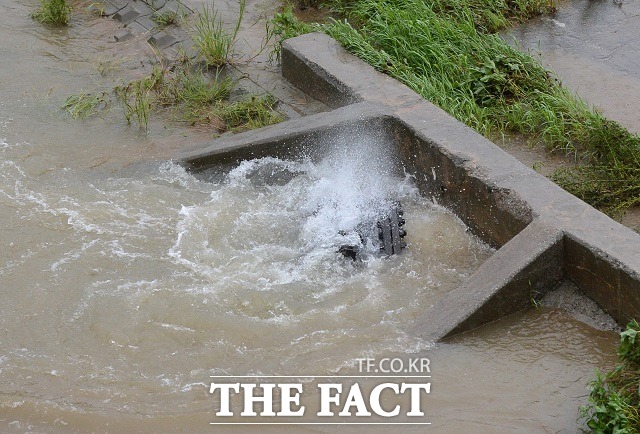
[64, 63, 282, 132]
[114, 66, 164, 129]
[581, 320, 640, 433]
[192, 0, 245, 68]
[31, 0, 71, 26]
[271, 0, 640, 216]
[62, 93, 107, 119]
[215, 94, 283, 132]
[268, 6, 316, 62]
[152, 11, 179, 28]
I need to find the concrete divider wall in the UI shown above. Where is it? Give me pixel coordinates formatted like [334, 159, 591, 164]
[390, 119, 532, 247]
[178, 32, 640, 340]
[565, 235, 640, 325]
[411, 220, 565, 340]
[179, 103, 405, 182]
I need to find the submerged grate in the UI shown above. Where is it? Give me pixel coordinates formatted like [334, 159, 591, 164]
[378, 203, 407, 256]
[339, 202, 407, 260]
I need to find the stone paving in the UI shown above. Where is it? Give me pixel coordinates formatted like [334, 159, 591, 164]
[99, 0, 195, 61]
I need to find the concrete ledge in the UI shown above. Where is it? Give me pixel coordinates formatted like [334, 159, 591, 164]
[281, 39, 362, 109]
[177, 102, 393, 172]
[282, 33, 426, 109]
[412, 220, 564, 341]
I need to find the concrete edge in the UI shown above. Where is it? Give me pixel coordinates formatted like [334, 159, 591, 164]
[281, 37, 362, 109]
[177, 101, 391, 171]
[411, 220, 564, 341]
[282, 33, 426, 109]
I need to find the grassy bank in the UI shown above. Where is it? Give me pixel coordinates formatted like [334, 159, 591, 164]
[272, 0, 640, 216]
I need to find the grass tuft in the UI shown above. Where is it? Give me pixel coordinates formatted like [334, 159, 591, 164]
[268, 6, 317, 62]
[159, 69, 235, 124]
[114, 65, 164, 130]
[152, 10, 179, 28]
[214, 94, 284, 132]
[31, 0, 71, 26]
[192, 0, 246, 68]
[62, 92, 108, 119]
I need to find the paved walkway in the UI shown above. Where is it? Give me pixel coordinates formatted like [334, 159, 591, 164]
[97, 0, 328, 120]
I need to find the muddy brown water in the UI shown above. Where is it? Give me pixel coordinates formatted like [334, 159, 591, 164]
[0, 0, 620, 432]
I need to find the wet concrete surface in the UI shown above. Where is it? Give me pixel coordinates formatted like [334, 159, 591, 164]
[510, 0, 640, 135]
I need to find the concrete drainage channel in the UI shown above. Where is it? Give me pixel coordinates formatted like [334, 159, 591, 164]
[177, 32, 640, 341]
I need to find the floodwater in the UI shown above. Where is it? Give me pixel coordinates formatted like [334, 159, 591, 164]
[510, 0, 640, 135]
[0, 0, 620, 432]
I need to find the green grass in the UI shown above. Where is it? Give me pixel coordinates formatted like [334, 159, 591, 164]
[62, 92, 107, 119]
[581, 320, 640, 433]
[152, 10, 179, 28]
[191, 0, 246, 68]
[268, 5, 316, 62]
[114, 65, 164, 129]
[165, 70, 234, 107]
[31, 0, 71, 26]
[159, 71, 283, 130]
[271, 0, 640, 216]
[158, 69, 235, 125]
[66, 62, 282, 132]
[214, 94, 284, 132]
